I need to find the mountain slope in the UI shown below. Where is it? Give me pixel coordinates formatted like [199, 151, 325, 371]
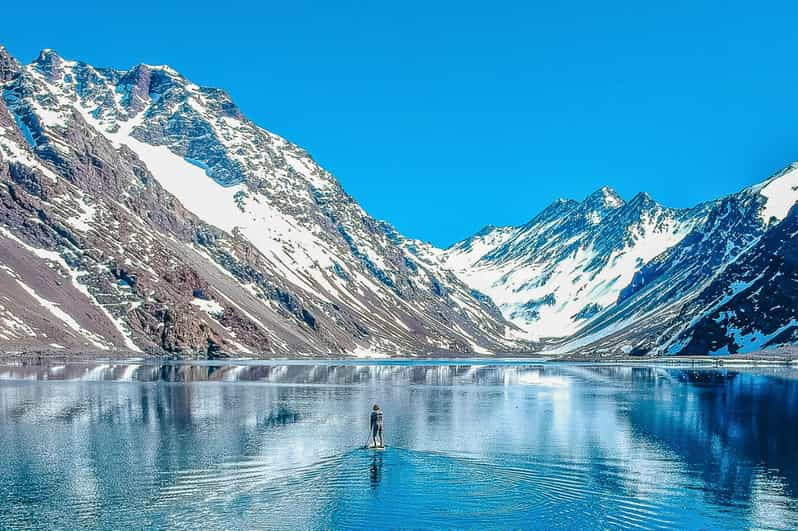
[436, 186, 708, 340]
[3, 45, 797, 359]
[555, 165, 798, 355]
[0, 46, 518, 357]
[666, 203, 798, 354]
[439, 166, 798, 355]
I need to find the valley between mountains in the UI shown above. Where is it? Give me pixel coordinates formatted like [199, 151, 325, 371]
[1, 47, 797, 358]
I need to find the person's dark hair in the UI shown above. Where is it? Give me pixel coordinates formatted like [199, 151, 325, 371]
[373, 404, 380, 411]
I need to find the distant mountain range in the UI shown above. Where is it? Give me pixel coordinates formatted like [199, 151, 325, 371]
[1, 46, 796, 358]
[428, 163, 798, 356]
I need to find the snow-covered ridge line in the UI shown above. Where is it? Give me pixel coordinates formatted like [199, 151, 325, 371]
[0, 45, 516, 357]
[2, 44, 796, 357]
[435, 165, 798, 352]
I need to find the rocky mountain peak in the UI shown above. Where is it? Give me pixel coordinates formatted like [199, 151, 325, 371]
[523, 198, 577, 225]
[33, 48, 64, 80]
[749, 162, 798, 226]
[442, 177, 711, 339]
[583, 185, 624, 209]
[0, 45, 517, 357]
[575, 186, 625, 225]
[625, 191, 657, 211]
[473, 224, 502, 237]
[750, 161, 798, 193]
[118, 64, 154, 114]
[121, 63, 152, 82]
[0, 45, 21, 82]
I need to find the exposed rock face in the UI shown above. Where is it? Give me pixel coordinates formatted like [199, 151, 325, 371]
[668, 204, 798, 354]
[0, 47, 519, 357]
[431, 185, 709, 340]
[0, 46, 21, 83]
[2, 45, 796, 359]
[437, 165, 798, 356]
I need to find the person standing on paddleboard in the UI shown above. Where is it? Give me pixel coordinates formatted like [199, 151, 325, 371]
[370, 404, 384, 447]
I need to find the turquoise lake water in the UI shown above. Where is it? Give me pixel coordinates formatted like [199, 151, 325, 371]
[1, 361, 797, 529]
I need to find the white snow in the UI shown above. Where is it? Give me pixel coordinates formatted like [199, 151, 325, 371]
[54, 193, 97, 232]
[0, 302, 37, 339]
[66, 197, 96, 232]
[31, 102, 69, 128]
[469, 343, 492, 355]
[450, 217, 693, 339]
[0, 226, 141, 352]
[0, 122, 61, 183]
[438, 194, 704, 341]
[757, 165, 798, 224]
[601, 187, 624, 208]
[441, 226, 515, 271]
[76, 109, 339, 299]
[716, 319, 798, 354]
[286, 155, 331, 191]
[349, 344, 391, 359]
[191, 297, 224, 316]
[12, 276, 108, 349]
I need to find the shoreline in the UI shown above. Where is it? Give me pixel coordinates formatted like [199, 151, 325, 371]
[1, 346, 797, 367]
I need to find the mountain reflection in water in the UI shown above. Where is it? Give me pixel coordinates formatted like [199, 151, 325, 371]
[0, 362, 796, 529]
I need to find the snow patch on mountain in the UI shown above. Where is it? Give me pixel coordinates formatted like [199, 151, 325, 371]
[439, 188, 703, 340]
[0, 300, 37, 340]
[755, 163, 798, 225]
[442, 225, 516, 271]
[350, 344, 391, 359]
[191, 297, 224, 316]
[712, 318, 798, 355]
[0, 226, 142, 352]
[11, 272, 108, 349]
[0, 46, 516, 356]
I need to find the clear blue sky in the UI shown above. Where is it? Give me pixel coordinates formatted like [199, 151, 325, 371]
[4, 1, 798, 246]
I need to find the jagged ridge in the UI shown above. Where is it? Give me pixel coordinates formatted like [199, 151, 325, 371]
[0, 46, 519, 357]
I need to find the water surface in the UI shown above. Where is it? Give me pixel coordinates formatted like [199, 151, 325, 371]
[1, 361, 797, 529]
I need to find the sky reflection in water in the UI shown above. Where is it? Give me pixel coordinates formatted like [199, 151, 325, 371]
[1, 362, 797, 529]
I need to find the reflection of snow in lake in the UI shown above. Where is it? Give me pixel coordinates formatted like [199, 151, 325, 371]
[0, 362, 796, 529]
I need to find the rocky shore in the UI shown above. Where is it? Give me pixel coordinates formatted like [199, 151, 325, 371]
[556, 345, 798, 364]
[2, 346, 797, 365]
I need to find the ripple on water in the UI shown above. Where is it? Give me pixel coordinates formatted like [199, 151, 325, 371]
[138, 447, 690, 529]
[3, 364, 797, 530]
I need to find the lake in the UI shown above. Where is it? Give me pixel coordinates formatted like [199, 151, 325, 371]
[1, 361, 797, 529]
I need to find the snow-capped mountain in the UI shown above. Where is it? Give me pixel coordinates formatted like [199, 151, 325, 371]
[553, 165, 798, 356]
[665, 202, 798, 354]
[0, 46, 518, 357]
[436, 165, 798, 355]
[436, 186, 709, 339]
[2, 45, 797, 359]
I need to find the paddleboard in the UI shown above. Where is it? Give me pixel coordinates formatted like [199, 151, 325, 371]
[365, 445, 386, 450]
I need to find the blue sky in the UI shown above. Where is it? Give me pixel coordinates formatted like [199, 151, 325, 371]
[4, 1, 798, 246]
